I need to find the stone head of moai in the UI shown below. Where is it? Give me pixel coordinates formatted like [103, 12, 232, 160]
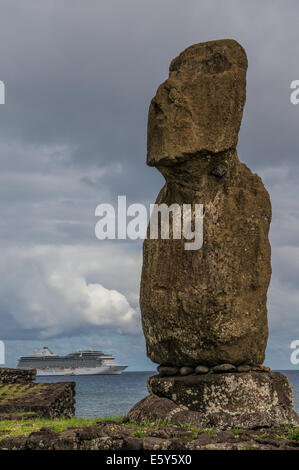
[147, 39, 247, 167]
[140, 39, 272, 368]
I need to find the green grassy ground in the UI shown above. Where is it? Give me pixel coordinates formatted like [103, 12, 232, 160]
[0, 416, 219, 442]
[0, 416, 298, 444]
[0, 416, 123, 440]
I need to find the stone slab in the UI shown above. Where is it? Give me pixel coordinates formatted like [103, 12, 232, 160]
[125, 372, 299, 429]
[0, 367, 36, 384]
[0, 381, 75, 419]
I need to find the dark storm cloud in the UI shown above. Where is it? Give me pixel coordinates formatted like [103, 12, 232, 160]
[0, 1, 297, 163]
[0, 0, 298, 368]
[0, 0, 298, 202]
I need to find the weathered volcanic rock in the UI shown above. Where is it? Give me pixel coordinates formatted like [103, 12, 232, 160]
[147, 39, 247, 165]
[179, 366, 194, 376]
[237, 365, 251, 373]
[0, 382, 75, 419]
[212, 363, 236, 373]
[2, 420, 299, 450]
[195, 365, 209, 374]
[126, 372, 299, 429]
[124, 394, 188, 425]
[140, 39, 272, 367]
[157, 365, 179, 377]
[0, 367, 36, 384]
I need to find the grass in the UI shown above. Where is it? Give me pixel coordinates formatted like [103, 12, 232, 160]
[232, 427, 243, 436]
[286, 429, 299, 441]
[0, 414, 218, 443]
[279, 423, 294, 431]
[253, 433, 268, 439]
[198, 428, 217, 435]
[124, 417, 171, 429]
[274, 434, 288, 440]
[273, 430, 299, 441]
[0, 415, 163, 443]
[0, 416, 122, 441]
[132, 430, 147, 438]
[182, 422, 217, 435]
[181, 432, 198, 441]
[2, 413, 297, 446]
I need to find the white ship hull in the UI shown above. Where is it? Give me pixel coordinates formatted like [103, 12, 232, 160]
[36, 365, 127, 376]
[17, 347, 127, 376]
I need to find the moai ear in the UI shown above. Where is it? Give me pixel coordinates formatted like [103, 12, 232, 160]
[147, 39, 247, 167]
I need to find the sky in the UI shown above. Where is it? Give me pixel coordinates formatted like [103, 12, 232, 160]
[0, 0, 298, 370]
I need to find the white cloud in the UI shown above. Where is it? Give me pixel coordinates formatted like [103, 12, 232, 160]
[0, 244, 141, 339]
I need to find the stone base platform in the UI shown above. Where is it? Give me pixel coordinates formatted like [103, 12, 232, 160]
[0, 367, 36, 384]
[0, 382, 75, 420]
[126, 372, 299, 430]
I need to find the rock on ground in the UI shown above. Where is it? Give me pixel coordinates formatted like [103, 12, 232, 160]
[0, 368, 36, 384]
[1, 420, 299, 450]
[125, 372, 299, 430]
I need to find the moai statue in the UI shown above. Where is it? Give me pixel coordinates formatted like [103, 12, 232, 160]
[140, 39, 272, 368]
[126, 40, 299, 429]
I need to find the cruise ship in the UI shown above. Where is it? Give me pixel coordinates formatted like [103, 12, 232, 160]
[17, 347, 127, 376]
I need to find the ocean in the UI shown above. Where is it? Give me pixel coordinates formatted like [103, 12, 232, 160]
[37, 370, 299, 418]
[37, 372, 154, 417]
